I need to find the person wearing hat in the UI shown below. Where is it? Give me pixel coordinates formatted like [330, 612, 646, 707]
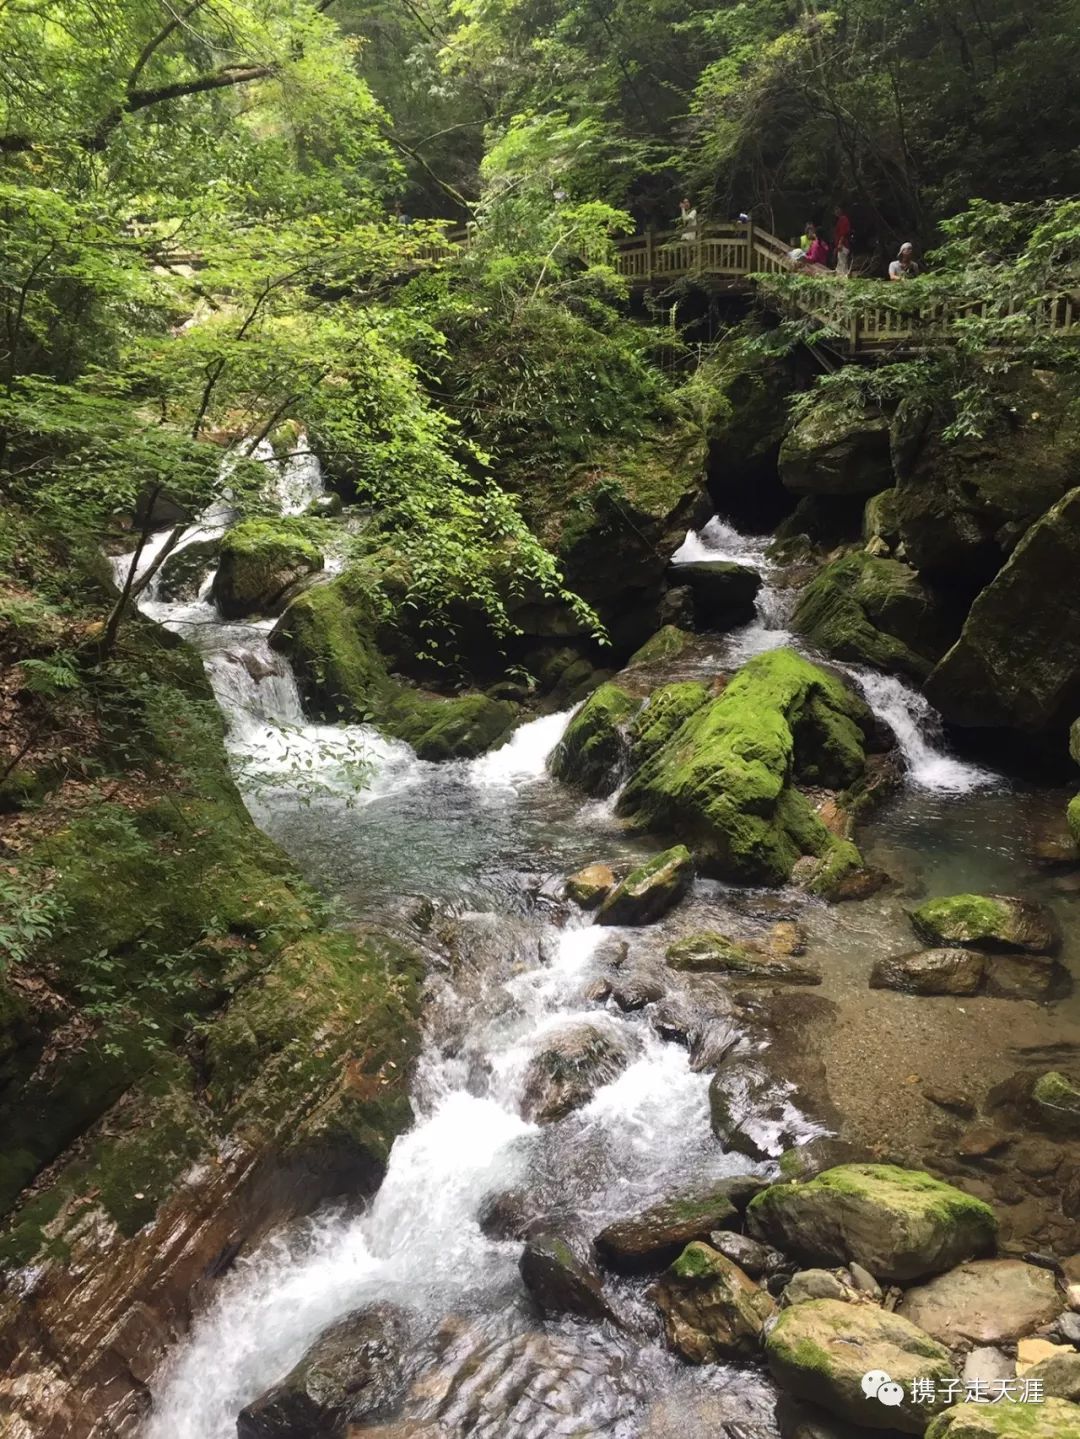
[888, 242, 919, 279]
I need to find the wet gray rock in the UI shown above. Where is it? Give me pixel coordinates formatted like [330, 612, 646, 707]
[594, 1179, 763, 1274]
[847, 1262, 882, 1299]
[609, 970, 665, 1011]
[783, 1269, 853, 1306]
[869, 948, 986, 996]
[1026, 1349, 1080, 1401]
[236, 1303, 408, 1439]
[898, 1259, 1061, 1347]
[709, 1061, 802, 1162]
[477, 1189, 540, 1242]
[520, 1022, 633, 1124]
[519, 1232, 618, 1324]
[708, 1231, 785, 1280]
[670, 560, 762, 630]
[983, 954, 1063, 1001]
[962, 1346, 1015, 1387]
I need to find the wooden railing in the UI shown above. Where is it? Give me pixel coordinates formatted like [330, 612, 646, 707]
[610, 221, 1080, 354]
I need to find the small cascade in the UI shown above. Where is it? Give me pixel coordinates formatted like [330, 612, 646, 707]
[671, 515, 794, 660]
[851, 668, 996, 793]
[468, 707, 577, 787]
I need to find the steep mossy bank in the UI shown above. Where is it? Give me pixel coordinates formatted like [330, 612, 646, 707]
[0, 512, 425, 1431]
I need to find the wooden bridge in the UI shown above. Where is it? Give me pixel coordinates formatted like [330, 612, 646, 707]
[610, 221, 1080, 355]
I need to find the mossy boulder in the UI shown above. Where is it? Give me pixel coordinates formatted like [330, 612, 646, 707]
[792, 552, 954, 680]
[925, 486, 1080, 733]
[747, 1164, 997, 1283]
[1030, 1071, 1080, 1135]
[627, 681, 711, 765]
[519, 1232, 617, 1324]
[780, 405, 893, 497]
[212, 517, 323, 618]
[565, 862, 615, 908]
[925, 1399, 1080, 1438]
[864, 488, 902, 552]
[626, 624, 693, 667]
[766, 1298, 956, 1432]
[548, 683, 638, 796]
[593, 1184, 754, 1274]
[666, 931, 819, 984]
[596, 845, 694, 926]
[1069, 794, 1080, 849]
[616, 648, 872, 886]
[651, 1241, 776, 1362]
[892, 373, 1080, 589]
[236, 1303, 408, 1438]
[909, 895, 1060, 956]
[382, 689, 517, 761]
[670, 560, 761, 630]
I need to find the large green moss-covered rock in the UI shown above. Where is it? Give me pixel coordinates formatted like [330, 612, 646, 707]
[628, 681, 711, 765]
[548, 682, 639, 795]
[766, 1299, 955, 1432]
[271, 570, 517, 758]
[651, 1241, 776, 1362]
[616, 648, 872, 886]
[925, 1400, 1080, 1439]
[780, 405, 893, 497]
[925, 486, 1080, 733]
[1030, 1071, 1080, 1135]
[893, 373, 1080, 588]
[747, 1164, 997, 1283]
[212, 517, 322, 618]
[792, 551, 954, 680]
[909, 894, 1060, 955]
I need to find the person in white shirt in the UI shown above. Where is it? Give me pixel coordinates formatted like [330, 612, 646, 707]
[677, 197, 698, 242]
[888, 242, 919, 279]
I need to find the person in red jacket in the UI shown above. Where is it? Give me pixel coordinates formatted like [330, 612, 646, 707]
[834, 206, 852, 254]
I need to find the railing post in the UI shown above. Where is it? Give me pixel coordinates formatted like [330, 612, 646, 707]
[646, 227, 655, 281]
[695, 225, 703, 276]
[850, 311, 860, 353]
[746, 219, 755, 274]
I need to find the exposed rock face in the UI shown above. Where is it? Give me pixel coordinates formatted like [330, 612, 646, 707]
[157, 536, 222, 600]
[236, 1304, 408, 1438]
[909, 895, 1061, 955]
[766, 1299, 955, 1433]
[212, 517, 323, 618]
[669, 560, 761, 630]
[596, 846, 694, 926]
[747, 1164, 997, 1283]
[650, 1242, 776, 1362]
[548, 683, 637, 795]
[791, 552, 954, 680]
[518, 1233, 617, 1324]
[626, 625, 694, 667]
[892, 375, 1080, 589]
[898, 1260, 1060, 1348]
[925, 1399, 1080, 1438]
[616, 648, 873, 890]
[520, 1023, 632, 1123]
[565, 862, 615, 908]
[780, 406, 893, 497]
[1025, 1351, 1080, 1402]
[863, 488, 902, 553]
[593, 1184, 755, 1273]
[870, 949, 987, 996]
[925, 486, 1080, 733]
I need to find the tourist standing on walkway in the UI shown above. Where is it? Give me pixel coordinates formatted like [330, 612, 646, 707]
[833, 206, 852, 257]
[889, 242, 919, 279]
[677, 198, 698, 242]
[805, 230, 830, 265]
[835, 236, 852, 276]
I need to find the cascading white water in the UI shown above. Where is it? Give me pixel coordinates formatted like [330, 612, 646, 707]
[671, 515, 794, 660]
[851, 668, 995, 793]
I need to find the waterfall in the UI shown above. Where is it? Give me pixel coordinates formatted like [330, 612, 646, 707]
[671, 515, 794, 660]
[851, 668, 995, 794]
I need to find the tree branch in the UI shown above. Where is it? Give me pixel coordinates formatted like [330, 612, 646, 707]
[128, 0, 209, 93]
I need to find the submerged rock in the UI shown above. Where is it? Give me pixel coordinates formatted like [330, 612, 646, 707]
[870, 948, 986, 996]
[747, 1164, 997, 1283]
[925, 485, 1080, 733]
[616, 648, 872, 889]
[709, 1061, 803, 1162]
[213, 517, 323, 619]
[593, 1183, 755, 1274]
[519, 1232, 618, 1324]
[791, 552, 954, 680]
[651, 1241, 776, 1362]
[909, 894, 1060, 955]
[596, 845, 694, 926]
[766, 1299, 955, 1432]
[520, 1022, 632, 1124]
[897, 1259, 1060, 1348]
[667, 931, 820, 984]
[236, 1303, 408, 1438]
[925, 1399, 1080, 1438]
[548, 682, 638, 796]
[671, 560, 761, 630]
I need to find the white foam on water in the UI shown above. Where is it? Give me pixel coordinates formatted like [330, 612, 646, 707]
[852, 668, 998, 794]
[468, 707, 576, 787]
[671, 516, 770, 568]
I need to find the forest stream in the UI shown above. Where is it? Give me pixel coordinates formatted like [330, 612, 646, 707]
[110, 459, 1080, 1439]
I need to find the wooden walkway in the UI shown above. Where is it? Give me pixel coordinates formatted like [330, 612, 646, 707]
[611, 222, 1080, 355]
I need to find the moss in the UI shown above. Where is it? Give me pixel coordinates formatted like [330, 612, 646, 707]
[629, 681, 710, 765]
[863, 487, 901, 547]
[670, 1241, 721, 1280]
[616, 648, 869, 884]
[666, 931, 757, 973]
[597, 844, 694, 924]
[382, 689, 517, 761]
[549, 682, 639, 796]
[1068, 793, 1080, 848]
[1032, 1071, 1080, 1134]
[625, 625, 693, 668]
[909, 893, 1012, 945]
[212, 517, 323, 618]
[271, 569, 388, 720]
